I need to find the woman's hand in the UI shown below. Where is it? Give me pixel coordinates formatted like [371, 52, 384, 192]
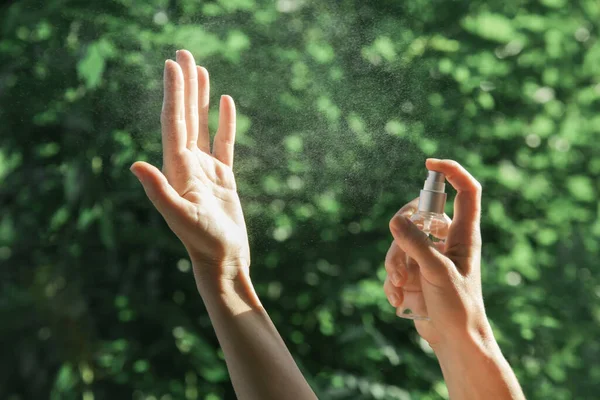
[130, 50, 250, 282]
[129, 52, 316, 400]
[383, 159, 488, 348]
[384, 158, 526, 399]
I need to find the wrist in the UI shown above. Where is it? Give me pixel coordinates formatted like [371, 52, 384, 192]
[432, 319, 526, 400]
[433, 319, 503, 367]
[192, 260, 261, 311]
[190, 254, 251, 282]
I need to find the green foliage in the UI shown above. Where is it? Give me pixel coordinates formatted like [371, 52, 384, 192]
[1, 0, 599, 399]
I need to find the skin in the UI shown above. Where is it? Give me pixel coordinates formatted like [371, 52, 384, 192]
[384, 158, 526, 400]
[130, 48, 524, 399]
[131, 53, 249, 281]
[130, 50, 316, 400]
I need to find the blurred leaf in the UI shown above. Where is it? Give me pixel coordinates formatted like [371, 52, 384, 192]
[462, 13, 519, 43]
[77, 39, 115, 89]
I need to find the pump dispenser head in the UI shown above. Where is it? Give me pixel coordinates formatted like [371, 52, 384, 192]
[417, 171, 447, 214]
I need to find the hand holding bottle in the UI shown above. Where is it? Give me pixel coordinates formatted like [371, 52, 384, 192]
[384, 158, 526, 399]
[383, 158, 487, 347]
[394, 170, 451, 320]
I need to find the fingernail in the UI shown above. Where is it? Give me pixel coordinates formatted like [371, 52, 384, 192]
[400, 207, 416, 217]
[391, 272, 402, 286]
[396, 307, 411, 317]
[389, 293, 399, 307]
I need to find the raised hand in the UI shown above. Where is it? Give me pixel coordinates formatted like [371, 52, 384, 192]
[383, 159, 487, 347]
[384, 159, 526, 399]
[130, 50, 250, 282]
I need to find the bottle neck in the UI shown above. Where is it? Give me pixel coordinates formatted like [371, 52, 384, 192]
[418, 189, 446, 214]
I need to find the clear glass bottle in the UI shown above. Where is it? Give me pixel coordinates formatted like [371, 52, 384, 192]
[397, 171, 450, 321]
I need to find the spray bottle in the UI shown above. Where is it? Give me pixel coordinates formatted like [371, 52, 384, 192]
[398, 170, 451, 320]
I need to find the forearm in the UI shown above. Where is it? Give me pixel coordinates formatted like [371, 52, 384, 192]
[194, 264, 316, 400]
[434, 325, 525, 400]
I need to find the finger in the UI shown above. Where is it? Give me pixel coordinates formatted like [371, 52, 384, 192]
[176, 50, 199, 150]
[213, 95, 236, 167]
[425, 158, 482, 253]
[398, 197, 420, 217]
[384, 241, 407, 287]
[197, 66, 211, 153]
[383, 276, 404, 308]
[161, 60, 186, 165]
[386, 240, 425, 288]
[389, 214, 454, 285]
[130, 161, 192, 219]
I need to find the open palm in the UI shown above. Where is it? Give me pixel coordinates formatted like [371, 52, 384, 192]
[130, 50, 250, 280]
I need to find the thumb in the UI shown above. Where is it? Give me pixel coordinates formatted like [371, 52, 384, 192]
[130, 161, 188, 219]
[389, 214, 454, 284]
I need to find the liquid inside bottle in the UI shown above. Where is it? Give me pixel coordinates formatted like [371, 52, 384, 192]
[397, 210, 450, 320]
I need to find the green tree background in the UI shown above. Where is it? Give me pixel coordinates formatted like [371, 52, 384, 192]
[1, 0, 599, 399]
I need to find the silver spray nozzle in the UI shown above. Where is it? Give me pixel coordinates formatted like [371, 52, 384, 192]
[418, 170, 447, 214]
[423, 171, 446, 192]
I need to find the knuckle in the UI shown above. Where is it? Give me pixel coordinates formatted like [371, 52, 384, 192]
[444, 242, 471, 260]
[446, 159, 461, 169]
[160, 110, 172, 121]
[383, 277, 394, 295]
[161, 112, 184, 124]
[382, 278, 389, 292]
[384, 254, 395, 272]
